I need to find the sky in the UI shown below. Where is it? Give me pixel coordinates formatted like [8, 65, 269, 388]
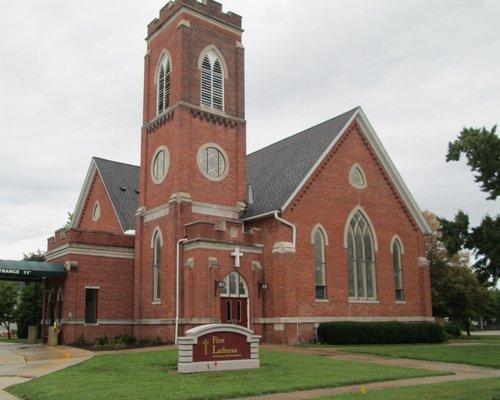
[0, 0, 499, 260]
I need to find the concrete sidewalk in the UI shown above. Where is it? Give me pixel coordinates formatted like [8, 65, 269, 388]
[0, 342, 93, 400]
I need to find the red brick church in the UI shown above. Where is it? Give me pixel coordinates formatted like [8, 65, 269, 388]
[43, 0, 433, 345]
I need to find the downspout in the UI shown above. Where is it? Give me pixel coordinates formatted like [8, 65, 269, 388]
[175, 237, 187, 345]
[273, 211, 296, 250]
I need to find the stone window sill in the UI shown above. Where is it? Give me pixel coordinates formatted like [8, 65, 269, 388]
[395, 301, 406, 304]
[84, 323, 99, 327]
[348, 299, 379, 304]
[315, 299, 329, 303]
[151, 300, 161, 305]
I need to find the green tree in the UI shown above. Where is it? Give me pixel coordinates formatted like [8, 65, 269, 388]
[425, 212, 492, 335]
[439, 212, 500, 284]
[15, 251, 45, 338]
[447, 125, 499, 200]
[0, 282, 19, 339]
[440, 124, 500, 284]
[484, 290, 500, 326]
[62, 212, 74, 230]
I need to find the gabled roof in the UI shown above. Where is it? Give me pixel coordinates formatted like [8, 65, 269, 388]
[244, 107, 431, 235]
[69, 107, 430, 235]
[244, 108, 358, 219]
[71, 157, 139, 232]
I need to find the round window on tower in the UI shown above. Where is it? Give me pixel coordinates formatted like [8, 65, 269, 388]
[151, 146, 170, 184]
[197, 143, 229, 181]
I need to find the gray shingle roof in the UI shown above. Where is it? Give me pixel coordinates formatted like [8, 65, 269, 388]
[90, 107, 357, 227]
[243, 107, 358, 218]
[94, 157, 140, 231]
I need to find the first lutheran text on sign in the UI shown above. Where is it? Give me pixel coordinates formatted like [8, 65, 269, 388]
[178, 324, 260, 373]
[193, 332, 250, 362]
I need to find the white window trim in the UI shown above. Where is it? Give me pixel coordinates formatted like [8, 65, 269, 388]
[197, 45, 228, 78]
[392, 236, 405, 302]
[198, 46, 226, 112]
[197, 143, 230, 182]
[151, 146, 170, 185]
[92, 200, 101, 222]
[390, 234, 405, 254]
[343, 205, 378, 251]
[313, 227, 327, 300]
[346, 209, 378, 301]
[310, 223, 329, 245]
[349, 163, 367, 189]
[150, 226, 163, 248]
[155, 50, 173, 116]
[220, 271, 249, 298]
[152, 228, 162, 303]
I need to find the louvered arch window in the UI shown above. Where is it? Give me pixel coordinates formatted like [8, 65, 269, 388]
[200, 50, 224, 111]
[157, 54, 171, 115]
[347, 211, 377, 300]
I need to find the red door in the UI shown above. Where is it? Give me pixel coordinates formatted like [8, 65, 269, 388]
[221, 298, 248, 327]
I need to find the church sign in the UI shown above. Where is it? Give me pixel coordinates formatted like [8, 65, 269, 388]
[178, 324, 260, 373]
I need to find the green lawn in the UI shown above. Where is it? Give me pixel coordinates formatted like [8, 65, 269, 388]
[9, 349, 446, 400]
[342, 343, 500, 369]
[315, 377, 500, 399]
[469, 335, 500, 345]
[0, 336, 26, 343]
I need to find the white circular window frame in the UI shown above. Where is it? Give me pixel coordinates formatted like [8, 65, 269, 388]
[92, 200, 101, 222]
[151, 145, 170, 185]
[196, 143, 230, 182]
[349, 163, 367, 189]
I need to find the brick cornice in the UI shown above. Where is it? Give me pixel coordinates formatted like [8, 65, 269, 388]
[144, 101, 245, 133]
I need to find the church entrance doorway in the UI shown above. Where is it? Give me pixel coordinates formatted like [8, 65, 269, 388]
[220, 271, 248, 328]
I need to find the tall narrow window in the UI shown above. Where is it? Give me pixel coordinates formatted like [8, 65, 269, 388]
[393, 239, 404, 301]
[85, 288, 98, 324]
[347, 211, 377, 300]
[314, 229, 327, 299]
[157, 54, 171, 115]
[153, 231, 162, 302]
[200, 50, 224, 111]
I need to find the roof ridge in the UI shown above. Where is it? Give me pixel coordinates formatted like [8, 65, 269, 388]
[247, 106, 360, 158]
[93, 156, 139, 168]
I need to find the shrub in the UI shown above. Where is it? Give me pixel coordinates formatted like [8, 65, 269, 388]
[114, 334, 136, 346]
[94, 335, 110, 347]
[112, 336, 127, 348]
[317, 321, 447, 345]
[75, 334, 86, 346]
[444, 323, 461, 338]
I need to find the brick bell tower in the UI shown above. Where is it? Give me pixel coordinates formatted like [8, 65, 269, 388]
[133, 0, 248, 337]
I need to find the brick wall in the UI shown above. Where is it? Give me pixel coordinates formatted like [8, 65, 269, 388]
[77, 173, 123, 234]
[248, 121, 432, 343]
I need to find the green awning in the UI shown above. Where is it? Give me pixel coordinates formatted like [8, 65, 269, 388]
[0, 260, 66, 281]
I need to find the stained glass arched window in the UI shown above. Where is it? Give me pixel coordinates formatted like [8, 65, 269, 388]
[347, 211, 377, 300]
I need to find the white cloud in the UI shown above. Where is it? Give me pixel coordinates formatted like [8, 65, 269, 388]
[0, 0, 498, 259]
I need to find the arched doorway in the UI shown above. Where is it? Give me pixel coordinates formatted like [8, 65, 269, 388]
[220, 271, 248, 327]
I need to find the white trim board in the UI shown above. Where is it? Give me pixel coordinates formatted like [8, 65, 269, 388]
[70, 158, 125, 233]
[281, 107, 431, 235]
[183, 240, 263, 253]
[253, 316, 435, 324]
[46, 243, 135, 261]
